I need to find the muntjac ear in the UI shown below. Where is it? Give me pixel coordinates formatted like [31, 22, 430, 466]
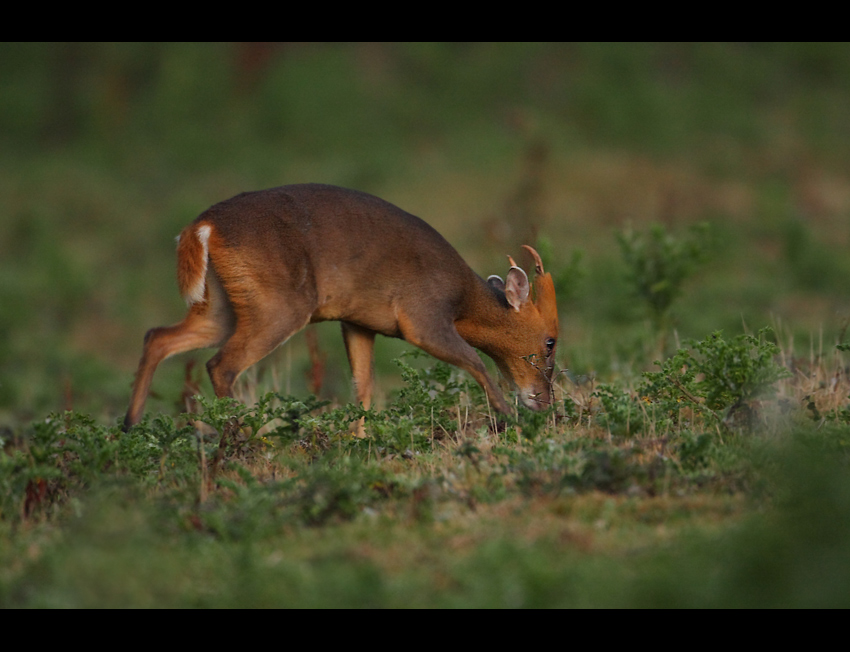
[487, 274, 505, 293]
[505, 265, 530, 312]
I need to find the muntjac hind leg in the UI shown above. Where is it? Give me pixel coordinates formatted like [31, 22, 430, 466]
[124, 303, 231, 430]
[341, 322, 376, 437]
[201, 295, 313, 475]
[205, 305, 312, 400]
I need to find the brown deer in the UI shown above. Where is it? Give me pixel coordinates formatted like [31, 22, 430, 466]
[123, 184, 559, 434]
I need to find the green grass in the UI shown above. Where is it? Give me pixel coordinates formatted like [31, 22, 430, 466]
[3, 351, 850, 607]
[3, 328, 850, 608]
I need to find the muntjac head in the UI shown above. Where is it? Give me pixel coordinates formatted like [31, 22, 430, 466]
[483, 245, 560, 411]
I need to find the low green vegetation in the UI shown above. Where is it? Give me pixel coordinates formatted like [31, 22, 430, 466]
[3, 321, 850, 606]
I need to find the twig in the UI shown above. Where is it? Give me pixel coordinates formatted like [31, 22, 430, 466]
[667, 375, 722, 423]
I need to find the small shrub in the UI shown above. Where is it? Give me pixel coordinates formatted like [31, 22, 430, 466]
[641, 328, 792, 430]
[593, 383, 644, 437]
[617, 222, 711, 333]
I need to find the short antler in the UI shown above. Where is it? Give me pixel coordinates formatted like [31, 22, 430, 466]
[521, 245, 545, 276]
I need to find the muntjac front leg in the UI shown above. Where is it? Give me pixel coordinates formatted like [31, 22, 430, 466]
[341, 322, 376, 438]
[397, 311, 512, 417]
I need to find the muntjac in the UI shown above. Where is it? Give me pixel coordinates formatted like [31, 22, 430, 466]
[123, 184, 559, 433]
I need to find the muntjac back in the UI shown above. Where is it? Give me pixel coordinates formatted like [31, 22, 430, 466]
[123, 184, 559, 434]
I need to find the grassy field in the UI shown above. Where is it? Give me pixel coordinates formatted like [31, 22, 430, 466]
[2, 43, 850, 607]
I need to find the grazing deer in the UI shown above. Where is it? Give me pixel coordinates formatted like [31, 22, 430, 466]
[123, 184, 559, 434]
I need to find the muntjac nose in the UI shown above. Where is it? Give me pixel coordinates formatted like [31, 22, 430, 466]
[521, 391, 551, 411]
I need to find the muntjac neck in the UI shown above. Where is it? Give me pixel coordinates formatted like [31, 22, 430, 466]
[454, 275, 512, 353]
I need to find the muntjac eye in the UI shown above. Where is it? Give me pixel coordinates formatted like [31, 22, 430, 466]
[546, 338, 556, 354]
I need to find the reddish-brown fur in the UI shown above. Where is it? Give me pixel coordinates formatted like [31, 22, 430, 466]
[175, 224, 208, 303]
[123, 184, 559, 433]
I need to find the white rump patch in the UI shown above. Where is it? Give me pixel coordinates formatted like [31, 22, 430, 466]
[197, 224, 212, 246]
[185, 224, 211, 305]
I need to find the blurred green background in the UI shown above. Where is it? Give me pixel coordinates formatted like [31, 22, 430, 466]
[2, 42, 849, 424]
